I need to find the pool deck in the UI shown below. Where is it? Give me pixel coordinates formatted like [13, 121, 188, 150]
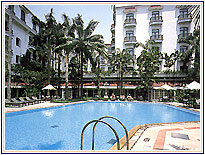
[4, 101, 202, 152]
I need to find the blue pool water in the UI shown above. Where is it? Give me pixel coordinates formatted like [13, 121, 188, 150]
[5, 102, 200, 150]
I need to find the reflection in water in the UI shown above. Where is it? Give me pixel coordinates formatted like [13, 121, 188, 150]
[42, 110, 54, 118]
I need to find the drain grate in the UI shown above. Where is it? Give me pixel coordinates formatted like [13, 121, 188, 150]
[143, 138, 150, 142]
[51, 125, 59, 128]
[171, 133, 189, 140]
[107, 139, 117, 145]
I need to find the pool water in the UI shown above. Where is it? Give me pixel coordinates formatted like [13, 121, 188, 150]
[5, 102, 200, 150]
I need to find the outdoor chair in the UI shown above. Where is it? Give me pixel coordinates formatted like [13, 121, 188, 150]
[11, 98, 27, 107]
[103, 95, 109, 101]
[5, 99, 14, 107]
[26, 97, 39, 104]
[127, 95, 134, 101]
[120, 95, 126, 101]
[32, 96, 42, 103]
[19, 97, 34, 105]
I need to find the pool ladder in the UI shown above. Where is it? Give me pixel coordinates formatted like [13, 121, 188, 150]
[81, 116, 129, 150]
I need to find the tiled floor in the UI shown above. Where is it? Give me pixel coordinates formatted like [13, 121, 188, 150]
[129, 122, 201, 151]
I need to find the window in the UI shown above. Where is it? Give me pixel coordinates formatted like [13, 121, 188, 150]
[179, 8, 188, 18]
[16, 37, 21, 47]
[29, 36, 32, 45]
[5, 21, 9, 31]
[126, 31, 134, 39]
[21, 10, 25, 22]
[101, 66, 105, 71]
[152, 11, 160, 20]
[8, 5, 14, 12]
[33, 22, 37, 31]
[16, 55, 20, 64]
[126, 13, 134, 22]
[127, 48, 134, 58]
[152, 29, 159, 38]
[180, 46, 188, 53]
[180, 27, 188, 37]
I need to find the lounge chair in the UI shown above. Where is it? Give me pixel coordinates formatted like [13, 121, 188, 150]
[32, 96, 42, 103]
[120, 95, 126, 101]
[11, 98, 27, 107]
[110, 93, 116, 101]
[19, 97, 34, 105]
[26, 97, 39, 104]
[103, 95, 109, 101]
[5, 99, 14, 107]
[127, 95, 133, 101]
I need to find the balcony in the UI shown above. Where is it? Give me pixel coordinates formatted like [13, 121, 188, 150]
[177, 14, 192, 24]
[124, 36, 137, 45]
[111, 24, 115, 32]
[178, 33, 192, 43]
[111, 40, 115, 48]
[149, 16, 163, 25]
[124, 19, 136, 27]
[150, 35, 163, 43]
[5, 27, 14, 37]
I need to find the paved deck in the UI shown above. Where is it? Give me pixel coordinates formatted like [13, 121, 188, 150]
[124, 122, 201, 151]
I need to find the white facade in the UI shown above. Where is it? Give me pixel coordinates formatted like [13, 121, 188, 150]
[5, 5, 39, 64]
[113, 5, 194, 71]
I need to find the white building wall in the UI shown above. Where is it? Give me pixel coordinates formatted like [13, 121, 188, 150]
[114, 5, 194, 71]
[5, 5, 39, 64]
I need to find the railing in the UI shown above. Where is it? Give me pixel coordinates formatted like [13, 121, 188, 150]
[150, 35, 163, 40]
[124, 18, 136, 24]
[178, 33, 192, 38]
[81, 116, 129, 150]
[178, 14, 192, 20]
[124, 36, 136, 42]
[150, 16, 163, 22]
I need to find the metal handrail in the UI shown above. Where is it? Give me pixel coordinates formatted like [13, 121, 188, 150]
[81, 120, 120, 150]
[92, 116, 129, 150]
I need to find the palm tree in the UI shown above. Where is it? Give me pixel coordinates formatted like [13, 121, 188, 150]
[134, 40, 163, 101]
[187, 5, 200, 28]
[55, 14, 106, 99]
[178, 28, 200, 82]
[109, 48, 134, 96]
[44, 8, 58, 85]
[6, 7, 14, 100]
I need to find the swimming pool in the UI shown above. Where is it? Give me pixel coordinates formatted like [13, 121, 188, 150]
[5, 102, 200, 150]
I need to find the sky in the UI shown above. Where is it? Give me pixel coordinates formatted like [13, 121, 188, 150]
[26, 4, 113, 44]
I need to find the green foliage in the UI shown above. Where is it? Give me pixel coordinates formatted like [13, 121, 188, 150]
[109, 48, 134, 95]
[135, 40, 163, 100]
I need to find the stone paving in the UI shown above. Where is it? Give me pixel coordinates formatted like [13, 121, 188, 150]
[128, 122, 201, 151]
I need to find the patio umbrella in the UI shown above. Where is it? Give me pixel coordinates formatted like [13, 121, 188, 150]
[42, 84, 56, 90]
[185, 81, 201, 90]
[42, 84, 56, 99]
[161, 84, 175, 90]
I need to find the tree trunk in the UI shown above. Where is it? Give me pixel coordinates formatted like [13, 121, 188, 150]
[47, 38, 51, 85]
[7, 10, 13, 100]
[120, 71, 123, 95]
[80, 50, 84, 99]
[65, 54, 69, 100]
[57, 54, 61, 97]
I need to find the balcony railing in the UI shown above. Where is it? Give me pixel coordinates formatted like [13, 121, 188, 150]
[150, 35, 163, 43]
[178, 14, 192, 23]
[178, 14, 192, 20]
[150, 16, 163, 22]
[124, 18, 136, 24]
[124, 19, 136, 27]
[150, 16, 163, 25]
[178, 33, 192, 38]
[111, 24, 115, 32]
[124, 36, 136, 44]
